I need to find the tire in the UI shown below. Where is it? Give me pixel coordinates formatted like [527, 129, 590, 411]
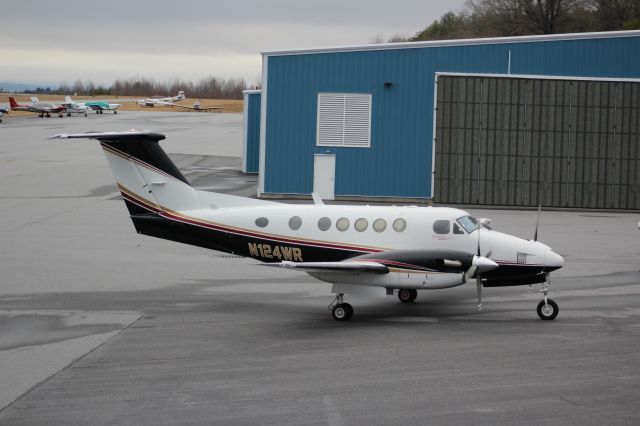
[398, 289, 418, 303]
[332, 303, 353, 321]
[537, 299, 559, 320]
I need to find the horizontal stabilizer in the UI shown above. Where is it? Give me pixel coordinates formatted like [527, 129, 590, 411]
[48, 130, 165, 142]
[265, 260, 389, 274]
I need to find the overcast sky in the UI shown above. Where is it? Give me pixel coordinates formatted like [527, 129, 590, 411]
[1, 0, 467, 87]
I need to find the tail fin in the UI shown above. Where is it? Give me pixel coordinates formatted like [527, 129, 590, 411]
[31, 96, 40, 104]
[49, 130, 273, 215]
[49, 130, 200, 215]
[9, 97, 19, 109]
[65, 96, 73, 104]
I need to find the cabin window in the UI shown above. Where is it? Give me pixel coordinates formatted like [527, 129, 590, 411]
[354, 218, 368, 232]
[289, 216, 302, 230]
[373, 218, 387, 233]
[393, 218, 407, 232]
[255, 217, 269, 228]
[433, 220, 450, 234]
[336, 217, 350, 231]
[318, 217, 332, 231]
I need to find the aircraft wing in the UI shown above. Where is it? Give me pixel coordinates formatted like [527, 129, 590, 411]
[266, 249, 497, 275]
[172, 103, 223, 111]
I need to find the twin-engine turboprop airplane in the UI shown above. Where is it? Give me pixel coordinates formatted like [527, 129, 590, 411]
[49, 130, 564, 321]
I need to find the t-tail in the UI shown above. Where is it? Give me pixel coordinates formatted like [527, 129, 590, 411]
[48, 130, 271, 252]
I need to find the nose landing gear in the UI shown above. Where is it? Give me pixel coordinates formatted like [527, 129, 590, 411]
[536, 281, 558, 320]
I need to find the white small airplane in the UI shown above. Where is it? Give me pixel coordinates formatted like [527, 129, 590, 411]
[137, 91, 186, 107]
[0, 104, 8, 122]
[168, 100, 223, 112]
[49, 130, 564, 321]
[60, 96, 89, 117]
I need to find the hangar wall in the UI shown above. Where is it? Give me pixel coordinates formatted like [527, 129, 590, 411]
[434, 74, 640, 209]
[259, 31, 640, 205]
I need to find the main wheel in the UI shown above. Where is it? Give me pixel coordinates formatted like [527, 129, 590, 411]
[537, 299, 559, 320]
[398, 289, 418, 303]
[114, 110, 117, 114]
[332, 303, 353, 321]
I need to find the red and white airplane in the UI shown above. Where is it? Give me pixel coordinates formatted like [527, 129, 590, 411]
[9, 96, 65, 118]
[50, 130, 564, 321]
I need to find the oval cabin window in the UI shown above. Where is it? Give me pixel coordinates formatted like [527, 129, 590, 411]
[393, 218, 407, 232]
[354, 218, 368, 232]
[289, 216, 302, 230]
[318, 217, 331, 231]
[373, 218, 387, 233]
[255, 217, 269, 228]
[336, 217, 350, 231]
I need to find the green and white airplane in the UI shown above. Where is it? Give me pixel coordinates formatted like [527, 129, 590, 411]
[66, 96, 121, 114]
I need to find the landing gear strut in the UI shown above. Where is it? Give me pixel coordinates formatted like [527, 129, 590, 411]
[398, 289, 418, 303]
[328, 293, 353, 321]
[536, 280, 558, 320]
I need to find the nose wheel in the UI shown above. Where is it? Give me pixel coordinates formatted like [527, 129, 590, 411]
[536, 280, 558, 320]
[329, 294, 353, 321]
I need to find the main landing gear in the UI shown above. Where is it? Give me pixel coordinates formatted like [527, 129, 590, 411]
[536, 280, 558, 320]
[329, 294, 353, 321]
[397, 289, 418, 303]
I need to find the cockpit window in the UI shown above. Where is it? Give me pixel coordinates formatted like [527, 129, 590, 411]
[453, 222, 465, 234]
[456, 215, 480, 233]
[433, 220, 450, 234]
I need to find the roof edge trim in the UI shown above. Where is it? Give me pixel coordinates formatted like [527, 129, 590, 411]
[262, 30, 640, 57]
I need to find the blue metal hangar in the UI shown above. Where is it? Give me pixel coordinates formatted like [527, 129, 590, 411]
[250, 30, 640, 208]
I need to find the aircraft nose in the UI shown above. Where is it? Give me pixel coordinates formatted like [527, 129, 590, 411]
[544, 250, 564, 270]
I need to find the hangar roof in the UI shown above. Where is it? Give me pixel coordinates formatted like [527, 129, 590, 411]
[262, 29, 640, 57]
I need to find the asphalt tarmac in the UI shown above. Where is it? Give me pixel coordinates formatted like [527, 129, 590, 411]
[1, 112, 639, 425]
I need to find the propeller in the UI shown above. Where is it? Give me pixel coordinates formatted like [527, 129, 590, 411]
[533, 205, 541, 242]
[471, 226, 497, 310]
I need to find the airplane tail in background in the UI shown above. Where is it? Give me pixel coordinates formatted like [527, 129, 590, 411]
[30, 96, 40, 104]
[65, 96, 73, 104]
[8, 97, 20, 109]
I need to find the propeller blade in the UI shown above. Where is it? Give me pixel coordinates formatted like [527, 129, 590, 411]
[476, 276, 483, 310]
[534, 205, 541, 242]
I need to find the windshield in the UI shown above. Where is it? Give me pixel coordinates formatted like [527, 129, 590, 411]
[456, 215, 480, 233]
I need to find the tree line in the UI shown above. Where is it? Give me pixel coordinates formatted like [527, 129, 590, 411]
[377, 0, 640, 43]
[24, 76, 252, 99]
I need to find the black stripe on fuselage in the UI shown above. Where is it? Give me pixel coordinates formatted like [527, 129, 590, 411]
[130, 213, 363, 262]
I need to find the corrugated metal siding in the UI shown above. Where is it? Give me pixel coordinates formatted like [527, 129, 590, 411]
[435, 75, 640, 208]
[263, 35, 640, 199]
[243, 92, 261, 173]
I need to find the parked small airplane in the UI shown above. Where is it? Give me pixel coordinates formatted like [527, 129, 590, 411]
[50, 130, 564, 322]
[137, 91, 186, 107]
[63, 96, 120, 114]
[60, 96, 89, 117]
[9, 96, 65, 118]
[169, 100, 223, 112]
[0, 104, 8, 122]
